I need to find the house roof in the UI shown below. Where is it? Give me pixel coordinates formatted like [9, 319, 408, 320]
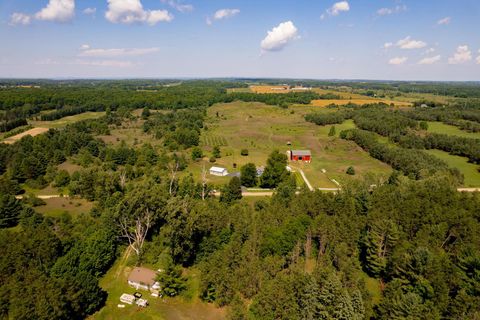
[210, 166, 227, 172]
[128, 267, 157, 286]
[291, 150, 311, 156]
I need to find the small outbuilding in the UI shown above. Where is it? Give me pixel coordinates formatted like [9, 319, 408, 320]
[287, 150, 312, 163]
[128, 267, 160, 291]
[209, 166, 229, 176]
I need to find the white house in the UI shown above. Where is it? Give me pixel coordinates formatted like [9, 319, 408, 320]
[209, 166, 228, 176]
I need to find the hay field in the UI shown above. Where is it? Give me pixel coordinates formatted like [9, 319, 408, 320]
[188, 102, 391, 188]
[310, 98, 412, 107]
[2, 127, 49, 144]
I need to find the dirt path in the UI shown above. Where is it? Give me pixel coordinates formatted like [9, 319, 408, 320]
[297, 168, 314, 191]
[15, 194, 62, 200]
[457, 188, 480, 192]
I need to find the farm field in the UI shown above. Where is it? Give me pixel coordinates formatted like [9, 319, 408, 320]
[2, 127, 49, 144]
[427, 121, 480, 139]
[425, 149, 480, 187]
[189, 102, 391, 188]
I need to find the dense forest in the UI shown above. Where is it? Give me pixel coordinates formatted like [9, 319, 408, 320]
[1, 80, 480, 319]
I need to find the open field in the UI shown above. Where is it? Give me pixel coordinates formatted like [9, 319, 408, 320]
[425, 150, 480, 187]
[2, 127, 49, 144]
[92, 252, 225, 320]
[427, 121, 480, 139]
[310, 98, 412, 107]
[31, 111, 106, 128]
[35, 197, 94, 217]
[188, 102, 391, 188]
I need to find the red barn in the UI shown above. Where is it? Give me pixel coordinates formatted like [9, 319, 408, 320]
[287, 150, 312, 163]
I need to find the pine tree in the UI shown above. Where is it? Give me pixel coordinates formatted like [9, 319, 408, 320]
[329, 126, 337, 137]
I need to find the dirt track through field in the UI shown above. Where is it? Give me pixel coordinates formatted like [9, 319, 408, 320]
[3, 127, 49, 144]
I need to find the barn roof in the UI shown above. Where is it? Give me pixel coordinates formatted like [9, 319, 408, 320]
[210, 166, 227, 172]
[291, 150, 311, 156]
[128, 267, 157, 286]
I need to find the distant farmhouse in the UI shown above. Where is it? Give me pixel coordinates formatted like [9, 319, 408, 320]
[127, 267, 160, 292]
[287, 150, 312, 163]
[209, 166, 229, 176]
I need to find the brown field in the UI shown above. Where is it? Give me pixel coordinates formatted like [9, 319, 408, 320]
[2, 127, 49, 144]
[250, 85, 292, 93]
[310, 99, 412, 107]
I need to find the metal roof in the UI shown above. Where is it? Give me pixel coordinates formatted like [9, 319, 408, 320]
[291, 150, 311, 156]
[209, 166, 227, 172]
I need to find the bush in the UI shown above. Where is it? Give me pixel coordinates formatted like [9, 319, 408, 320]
[346, 166, 356, 175]
[191, 147, 203, 160]
[240, 149, 249, 156]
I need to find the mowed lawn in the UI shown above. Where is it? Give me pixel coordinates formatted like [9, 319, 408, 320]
[425, 149, 480, 187]
[189, 102, 391, 188]
[427, 121, 480, 139]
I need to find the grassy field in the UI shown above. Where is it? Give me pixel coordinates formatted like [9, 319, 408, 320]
[187, 102, 391, 188]
[92, 252, 226, 320]
[427, 121, 480, 139]
[35, 197, 94, 217]
[425, 149, 480, 187]
[31, 111, 106, 128]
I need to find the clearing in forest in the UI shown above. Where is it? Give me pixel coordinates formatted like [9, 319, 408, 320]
[2, 127, 49, 144]
[188, 102, 391, 188]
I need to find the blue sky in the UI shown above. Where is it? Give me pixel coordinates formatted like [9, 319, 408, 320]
[1, 0, 479, 80]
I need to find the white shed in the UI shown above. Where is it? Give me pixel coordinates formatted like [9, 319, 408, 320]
[209, 166, 228, 176]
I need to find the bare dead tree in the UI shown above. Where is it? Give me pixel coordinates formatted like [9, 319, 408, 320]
[169, 161, 179, 196]
[201, 163, 207, 200]
[305, 229, 312, 261]
[119, 170, 127, 190]
[118, 208, 153, 257]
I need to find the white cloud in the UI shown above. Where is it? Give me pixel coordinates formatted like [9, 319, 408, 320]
[105, 0, 173, 25]
[207, 8, 240, 25]
[477, 50, 480, 64]
[389, 57, 407, 65]
[214, 9, 240, 20]
[327, 1, 350, 16]
[75, 59, 134, 68]
[437, 17, 451, 25]
[260, 21, 299, 53]
[9, 13, 32, 26]
[448, 45, 472, 64]
[396, 36, 427, 49]
[35, 0, 75, 22]
[78, 46, 160, 57]
[161, 0, 193, 13]
[383, 42, 393, 49]
[424, 48, 435, 55]
[321, 1, 349, 19]
[83, 7, 96, 15]
[418, 55, 441, 65]
[377, 5, 406, 16]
